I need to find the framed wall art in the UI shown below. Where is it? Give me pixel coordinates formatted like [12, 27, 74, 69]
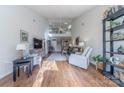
[20, 30, 29, 43]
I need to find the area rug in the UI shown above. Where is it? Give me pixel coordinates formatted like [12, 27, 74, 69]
[47, 53, 67, 61]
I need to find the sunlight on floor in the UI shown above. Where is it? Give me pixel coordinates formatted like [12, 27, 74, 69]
[32, 60, 58, 87]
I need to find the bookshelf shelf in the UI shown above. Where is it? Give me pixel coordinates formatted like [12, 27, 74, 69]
[103, 7, 124, 87]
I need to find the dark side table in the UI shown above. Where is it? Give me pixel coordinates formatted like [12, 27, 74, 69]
[13, 57, 33, 82]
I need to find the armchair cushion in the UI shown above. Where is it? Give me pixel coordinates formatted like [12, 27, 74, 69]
[69, 54, 87, 69]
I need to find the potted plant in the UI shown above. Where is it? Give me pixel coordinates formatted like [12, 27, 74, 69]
[92, 55, 104, 70]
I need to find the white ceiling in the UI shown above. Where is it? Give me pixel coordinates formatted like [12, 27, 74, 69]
[28, 5, 95, 19]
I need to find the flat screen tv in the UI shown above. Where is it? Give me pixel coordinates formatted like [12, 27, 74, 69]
[33, 38, 42, 49]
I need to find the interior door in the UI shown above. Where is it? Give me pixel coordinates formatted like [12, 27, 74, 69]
[51, 38, 57, 52]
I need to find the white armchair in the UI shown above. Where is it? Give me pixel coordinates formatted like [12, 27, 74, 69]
[69, 47, 93, 69]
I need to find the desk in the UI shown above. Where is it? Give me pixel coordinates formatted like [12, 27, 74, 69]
[13, 57, 33, 82]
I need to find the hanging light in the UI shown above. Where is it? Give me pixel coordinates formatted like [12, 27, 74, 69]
[68, 25, 72, 30]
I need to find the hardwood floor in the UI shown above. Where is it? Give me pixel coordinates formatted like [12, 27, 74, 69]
[0, 60, 118, 87]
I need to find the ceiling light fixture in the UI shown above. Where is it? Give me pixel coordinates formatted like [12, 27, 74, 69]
[68, 25, 72, 30]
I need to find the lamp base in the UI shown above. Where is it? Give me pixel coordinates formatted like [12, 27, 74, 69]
[17, 50, 26, 60]
[20, 57, 24, 60]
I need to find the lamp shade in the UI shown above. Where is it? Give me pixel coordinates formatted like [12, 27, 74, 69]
[16, 44, 26, 51]
[79, 42, 85, 47]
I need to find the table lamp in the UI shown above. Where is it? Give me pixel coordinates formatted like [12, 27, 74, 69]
[16, 44, 26, 59]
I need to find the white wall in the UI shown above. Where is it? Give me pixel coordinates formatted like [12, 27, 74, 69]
[0, 6, 49, 79]
[71, 6, 110, 64]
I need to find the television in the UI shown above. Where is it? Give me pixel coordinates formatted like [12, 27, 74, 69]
[33, 38, 42, 49]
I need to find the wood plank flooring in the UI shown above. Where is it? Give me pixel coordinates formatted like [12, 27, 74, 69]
[0, 60, 118, 87]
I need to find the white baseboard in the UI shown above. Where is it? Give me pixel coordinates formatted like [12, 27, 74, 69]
[0, 60, 12, 79]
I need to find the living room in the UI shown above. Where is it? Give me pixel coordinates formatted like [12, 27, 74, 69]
[1, 4, 124, 88]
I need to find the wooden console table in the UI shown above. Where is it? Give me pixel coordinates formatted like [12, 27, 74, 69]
[13, 57, 33, 82]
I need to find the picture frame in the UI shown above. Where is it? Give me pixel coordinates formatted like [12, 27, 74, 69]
[20, 30, 29, 43]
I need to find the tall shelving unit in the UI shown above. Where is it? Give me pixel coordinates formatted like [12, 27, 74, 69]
[103, 7, 124, 86]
